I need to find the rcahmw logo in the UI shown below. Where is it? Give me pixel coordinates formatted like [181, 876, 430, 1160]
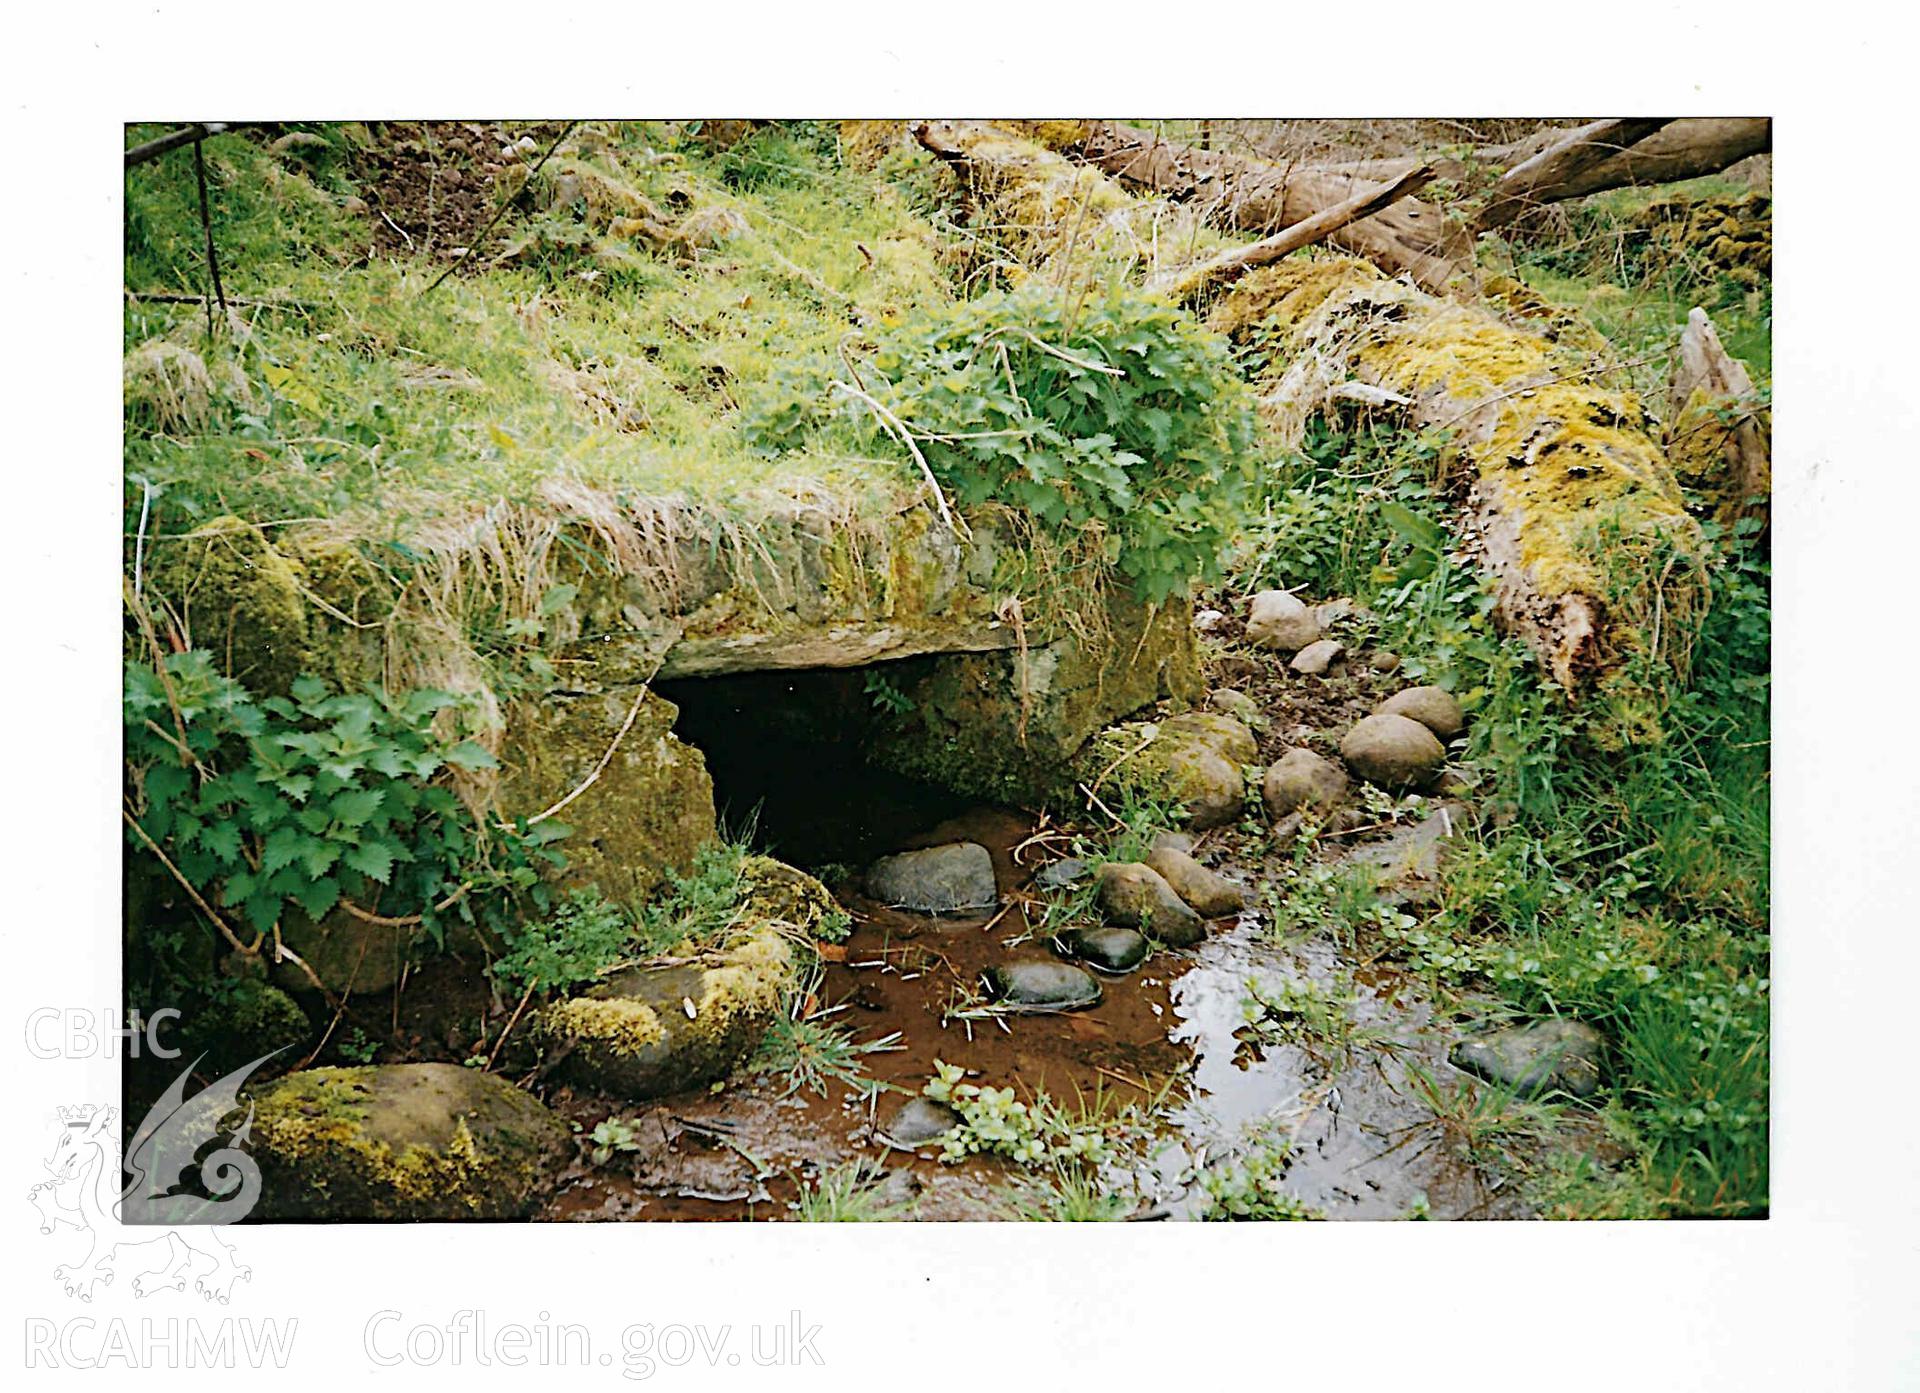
[30, 1051, 279, 1303]
[23, 1316, 299, 1369]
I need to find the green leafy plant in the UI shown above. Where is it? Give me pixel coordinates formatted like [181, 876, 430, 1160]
[753, 286, 1257, 603]
[491, 885, 635, 995]
[587, 1116, 644, 1166]
[1197, 1132, 1324, 1221]
[922, 1060, 1123, 1170]
[123, 653, 565, 948]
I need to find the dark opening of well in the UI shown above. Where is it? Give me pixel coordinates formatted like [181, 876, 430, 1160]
[654, 662, 967, 871]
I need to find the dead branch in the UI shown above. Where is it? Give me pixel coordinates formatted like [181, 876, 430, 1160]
[1149, 162, 1438, 301]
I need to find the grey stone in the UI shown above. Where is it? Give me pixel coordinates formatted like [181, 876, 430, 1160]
[1262, 747, 1350, 819]
[1032, 857, 1090, 892]
[1095, 863, 1206, 947]
[1340, 801, 1467, 907]
[1149, 829, 1197, 857]
[866, 842, 998, 913]
[1245, 590, 1322, 653]
[1377, 685, 1467, 741]
[1145, 846, 1245, 918]
[1206, 688, 1263, 726]
[1450, 1019, 1605, 1100]
[1054, 925, 1151, 975]
[1340, 713, 1446, 790]
[1290, 639, 1345, 676]
[885, 1096, 961, 1146]
[1160, 710, 1259, 766]
[983, 961, 1103, 1011]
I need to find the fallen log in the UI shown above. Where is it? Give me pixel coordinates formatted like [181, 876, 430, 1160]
[1666, 307, 1771, 532]
[1147, 162, 1438, 302]
[918, 122, 1708, 731]
[1472, 119, 1672, 234]
[1051, 120, 1468, 290]
[1212, 258, 1705, 724]
[1041, 119, 1769, 292]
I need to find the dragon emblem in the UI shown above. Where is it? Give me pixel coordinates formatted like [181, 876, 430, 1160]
[30, 1052, 276, 1302]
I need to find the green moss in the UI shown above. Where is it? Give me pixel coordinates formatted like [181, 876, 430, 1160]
[149, 516, 313, 694]
[501, 682, 717, 902]
[534, 921, 796, 1100]
[243, 1063, 570, 1220]
[868, 588, 1203, 805]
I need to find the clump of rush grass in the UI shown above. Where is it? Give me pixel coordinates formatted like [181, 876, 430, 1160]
[789, 1161, 909, 1222]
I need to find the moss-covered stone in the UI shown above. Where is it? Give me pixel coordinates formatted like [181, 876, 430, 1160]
[188, 979, 311, 1072]
[241, 1063, 570, 1220]
[867, 589, 1203, 806]
[534, 922, 793, 1100]
[147, 517, 314, 695]
[1077, 708, 1255, 830]
[501, 682, 716, 903]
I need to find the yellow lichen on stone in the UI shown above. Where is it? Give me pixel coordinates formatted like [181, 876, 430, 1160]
[241, 1064, 569, 1220]
[540, 995, 667, 1057]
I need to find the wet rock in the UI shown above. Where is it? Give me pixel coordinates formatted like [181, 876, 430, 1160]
[884, 1096, 961, 1146]
[241, 1063, 571, 1220]
[1207, 688, 1263, 727]
[983, 960, 1103, 1011]
[1054, 925, 1152, 975]
[1245, 589, 1321, 653]
[535, 927, 792, 1100]
[1340, 802, 1466, 907]
[1450, 1019, 1605, 1100]
[1377, 685, 1466, 742]
[866, 841, 998, 913]
[1262, 748, 1350, 819]
[502, 683, 715, 906]
[1145, 846, 1245, 918]
[1340, 713, 1446, 790]
[1095, 863, 1206, 947]
[1290, 639, 1344, 676]
[1032, 857, 1089, 892]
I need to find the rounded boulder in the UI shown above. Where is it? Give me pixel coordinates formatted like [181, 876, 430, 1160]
[1340, 713, 1446, 790]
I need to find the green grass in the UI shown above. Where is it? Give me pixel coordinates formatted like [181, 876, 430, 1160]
[123, 121, 955, 546]
[1237, 411, 1770, 1217]
[789, 1161, 909, 1221]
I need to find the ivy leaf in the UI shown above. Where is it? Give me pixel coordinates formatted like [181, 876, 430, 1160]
[261, 824, 306, 875]
[201, 821, 243, 865]
[145, 762, 192, 811]
[302, 839, 343, 878]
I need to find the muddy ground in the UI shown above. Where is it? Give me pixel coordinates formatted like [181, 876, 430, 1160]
[270, 586, 1620, 1220]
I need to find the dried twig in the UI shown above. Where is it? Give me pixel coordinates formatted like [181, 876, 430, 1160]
[421, 120, 578, 295]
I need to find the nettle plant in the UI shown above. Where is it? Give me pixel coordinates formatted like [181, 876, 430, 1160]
[125, 652, 566, 950]
[751, 287, 1257, 603]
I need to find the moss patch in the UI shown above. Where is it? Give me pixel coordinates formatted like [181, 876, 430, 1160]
[242, 1062, 570, 1220]
[534, 919, 796, 1100]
